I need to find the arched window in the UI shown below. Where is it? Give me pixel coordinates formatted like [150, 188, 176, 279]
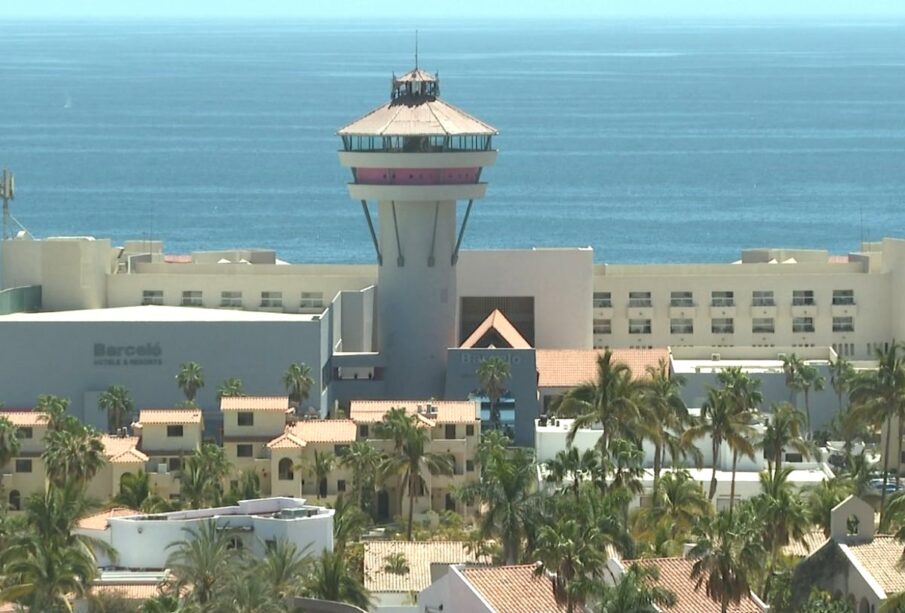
[8, 490, 21, 511]
[859, 597, 870, 613]
[278, 458, 294, 481]
[445, 493, 456, 512]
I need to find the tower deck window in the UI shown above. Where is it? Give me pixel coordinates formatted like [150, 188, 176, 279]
[752, 291, 775, 307]
[142, 290, 164, 306]
[629, 319, 652, 335]
[833, 290, 855, 305]
[628, 292, 652, 308]
[752, 318, 775, 334]
[300, 292, 324, 309]
[711, 291, 734, 307]
[670, 291, 694, 307]
[793, 317, 815, 333]
[793, 290, 815, 306]
[670, 318, 693, 334]
[221, 291, 242, 308]
[712, 318, 734, 334]
[593, 292, 612, 308]
[593, 319, 612, 335]
[260, 291, 283, 308]
[833, 316, 854, 333]
[181, 290, 202, 307]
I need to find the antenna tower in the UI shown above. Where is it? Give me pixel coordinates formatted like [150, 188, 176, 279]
[1, 169, 14, 241]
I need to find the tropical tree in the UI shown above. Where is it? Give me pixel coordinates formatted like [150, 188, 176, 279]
[807, 477, 854, 537]
[283, 362, 314, 408]
[757, 403, 811, 479]
[849, 342, 905, 522]
[178, 444, 232, 509]
[380, 416, 453, 540]
[476, 357, 511, 430]
[331, 493, 370, 553]
[216, 569, 286, 613]
[638, 360, 693, 498]
[216, 378, 246, 398]
[256, 538, 311, 600]
[0, 415, 22, 497]
[225, 469, 261, 505]
[544, 446, 601, 501]
[114, 471, 171, 513]
[782, 353, 806, 406]
[338, 441, 382, 514]
[166, 520, 239, 606]
[633, 470, 711, 555]
[304, 549, 373, 610]
[42, 425, 107, 489]
[687, 506, 765, 613]
[176, 362, 204, 403]
[308, 450, 335, 499]
[458, 446, 535, 564]
[752, 467, 810, 597]
[0, 536, 98, 610]
[35, 395, 74, 432]
[799, 589, 854, 613]
[534, 515, 608, 613]
[98, 384, 134, 433]
[560, 350, 643, 456]
[383, 552, 410, 575]
[592, 563, 677, 613]
[831, 356, 856, 412]
[799, 361, 827, 435]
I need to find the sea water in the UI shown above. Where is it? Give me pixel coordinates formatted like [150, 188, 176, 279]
[0, 18, 903, 263]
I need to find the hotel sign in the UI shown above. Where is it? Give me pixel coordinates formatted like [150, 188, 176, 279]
[93, 343, 163, 367]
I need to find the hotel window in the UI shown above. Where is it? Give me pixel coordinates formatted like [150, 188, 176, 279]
[785, 452, 804, 463]
[793, 317, 815, 333]
[628, 319, 652, 334]
[338, 480, 347, 493]
[711, 291, 734, 307]
[752, 318, 775, 334]
[793, 290, 815, 306]
[300, 292, 324, 309]
[236, 444, 253, 458]
[593, 319, 612, 335]
[466, 460, 475, 472]
[670, 291, 694, 307]
[628, 292, 652, 308]
[358, 424, 369, 438]
[670, 318, 694, 334]
[833, 290, 855, 305]
[593, 292, 612, 308]
[237, 412, 254, 427]
[182, 290, 202, 307]
[221, 291, 243, 308]
[445, 424, 456, 439]
[752, 290, 775, 307]
[142, 290, 164, 306]
[260, 291, 283, 308]
[168, 457, 182, 472]
[712, 318, 734, 334]
[15, 459, 32, 473]
[278, 458, 294, 480]
[166, 425, 184, 438]
[833, 316, 855, 333]
[466, 424, 475, 437]
[17, 427, 32, 439]
[334, 444, 350, 456]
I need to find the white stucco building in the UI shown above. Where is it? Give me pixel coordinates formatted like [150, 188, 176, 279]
[75, 497, 334, 570]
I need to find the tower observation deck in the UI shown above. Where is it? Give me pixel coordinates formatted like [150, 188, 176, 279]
[338, 67, 498, 398]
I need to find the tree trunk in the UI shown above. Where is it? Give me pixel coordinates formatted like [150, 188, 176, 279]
[804, 389, 812, 438]
[776, 449, 783, 480]
[721, 593, 729, 613]
[652, 444, 662, 504]
[709, 439, 719, 500]
[729, 450, 739, 515]
[898, 411, 904, 480]
[406, 474, 416, 541]
[881, 413, 894, 524]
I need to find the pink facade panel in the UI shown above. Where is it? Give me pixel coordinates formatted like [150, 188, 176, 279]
[355, 168, 480, 186]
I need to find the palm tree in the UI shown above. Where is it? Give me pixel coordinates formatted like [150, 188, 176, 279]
[216, 378, 245, 398]
[256, 538, 311, 600]
[799, 361, 827, 435]
[457, 446, 535, 564]
[225, 469, 261, 505]
[830, 356, 856, 412]
[35, 394, 73, 432]
[166, 520, 238, 606]
[633, 470, 711, 554]
[476, 357, 511, 430]
[308, 450, 335, 499]
[0, 415, 22, 497]
[380, 418, 453, 540]
[42, 425, 107, 489]
[753, 467, 810, 597]
[533, 517, 607, 613]
[688, 507, 765, 613]
[593, 563, 677, 613]
[757, 403, 811, 479]
[216, 570, 286, 613]
[638, 359, 692, 499]
[331, 493, 370, 553]
[560, 350, 643, 456]
[807, 477, 854, 538]
[114, 471, 171, 513]
[338, 441, 381, 514]
[179, 444, 231, 509]
[849, 342, 905, 523]
[0, 537, 98, 610]
[98, 384, 134, 433]
[782, 353, 806, 406]
[176, 362, 204, 403]
[304, 549, 372, 611]
[283, 362, 314, 408]
[544, 447, 601, 501]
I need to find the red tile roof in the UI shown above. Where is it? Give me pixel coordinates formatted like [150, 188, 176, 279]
[100, 435, 143, 459]
[535, 348, 670, 388]
[267, 420, 357, 449]
[0, 410, 48, 427]
[460, 564, 564, 613]
[636, 558, 763, 613]
[845, 535, 905, 595]
[460, 309, 531, 349]
[77, 507, 138, 531]
[220, 396, 290, 412]
[137, 409, 202, 425]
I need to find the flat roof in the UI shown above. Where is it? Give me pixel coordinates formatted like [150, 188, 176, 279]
[671, 358, 829, 374]
[0, 305, 319, 323]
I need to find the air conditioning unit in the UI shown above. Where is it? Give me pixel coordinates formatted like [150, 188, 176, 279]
[711, 353, 721, 361]
[157, 463, 168, 475]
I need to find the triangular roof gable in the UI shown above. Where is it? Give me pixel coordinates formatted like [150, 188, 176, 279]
[460, 309, 531, 349]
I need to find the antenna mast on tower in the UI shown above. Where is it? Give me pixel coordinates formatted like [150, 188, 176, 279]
[415, 30, 419, 68]
[1, 169, 14, 241]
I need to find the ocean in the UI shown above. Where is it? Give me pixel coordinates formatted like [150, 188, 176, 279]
[0, 18, 904, 263]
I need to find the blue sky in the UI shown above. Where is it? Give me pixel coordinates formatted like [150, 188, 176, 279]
[5, 0, 905, 19]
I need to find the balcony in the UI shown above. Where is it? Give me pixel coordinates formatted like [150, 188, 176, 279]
[751, 304, 777, 318]
[709, 304, 736, 318]
[669, 305, 696, 319]
[791, 304, 817, 318]
[831, 303, 857, 317]
[348, 182, 487, 202]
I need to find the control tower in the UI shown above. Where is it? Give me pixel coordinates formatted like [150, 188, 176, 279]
[338, 68, 498, 398]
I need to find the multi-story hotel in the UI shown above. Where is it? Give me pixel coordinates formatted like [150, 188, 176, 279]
[0, 65, 900, 449]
